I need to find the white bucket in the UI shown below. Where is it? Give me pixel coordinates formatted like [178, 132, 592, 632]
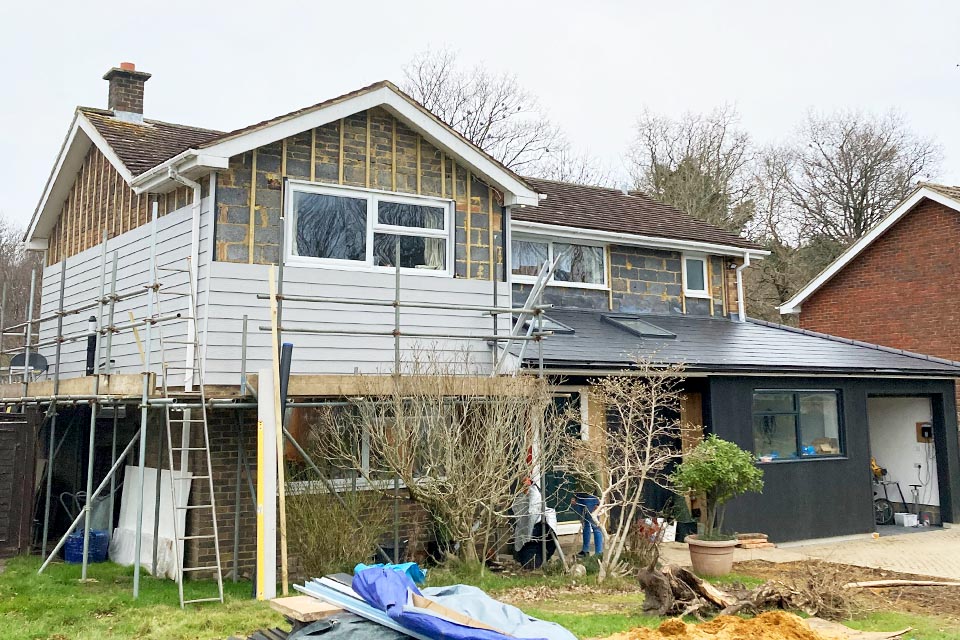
[894, 512, 918, 527]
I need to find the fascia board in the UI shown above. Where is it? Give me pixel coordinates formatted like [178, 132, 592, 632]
[510, 220, 769, 258]
[779, 187, 959, 314]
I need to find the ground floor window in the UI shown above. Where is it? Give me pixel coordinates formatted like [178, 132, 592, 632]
[752, 390, 843, 461]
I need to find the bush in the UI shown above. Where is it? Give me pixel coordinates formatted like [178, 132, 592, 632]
[671, 434, 764, 540]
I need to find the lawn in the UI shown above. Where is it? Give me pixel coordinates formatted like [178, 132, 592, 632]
[0, 557, 282, 640]
[2, 556, 959, 640]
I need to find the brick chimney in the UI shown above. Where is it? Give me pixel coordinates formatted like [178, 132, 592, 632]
[103, 62, 151, 122]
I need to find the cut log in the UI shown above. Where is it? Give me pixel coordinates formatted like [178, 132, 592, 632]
[663, 564, 738, 608]
[844, 579, 960, 589]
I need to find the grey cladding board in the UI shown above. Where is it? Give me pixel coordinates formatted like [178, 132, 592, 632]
[517, 309, 960, 376]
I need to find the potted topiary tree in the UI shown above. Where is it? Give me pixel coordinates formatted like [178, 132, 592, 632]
[670, 434, 764, 576]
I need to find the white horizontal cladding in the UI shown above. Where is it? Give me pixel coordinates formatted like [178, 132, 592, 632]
[510, 220, 769, 259]
[203, 260, 512, 383]
[35, 203, 202, 380]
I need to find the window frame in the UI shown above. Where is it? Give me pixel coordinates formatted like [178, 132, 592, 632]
[285, 179, 454, 277]
[752, 389, 845, 463]
[681, 252, 710, 299]
[511, 234, 608, 290]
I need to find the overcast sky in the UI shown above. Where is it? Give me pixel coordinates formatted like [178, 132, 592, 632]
[1, 1, 957, 228]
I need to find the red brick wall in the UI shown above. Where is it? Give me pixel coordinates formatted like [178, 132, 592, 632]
[799, 199, 960, 362]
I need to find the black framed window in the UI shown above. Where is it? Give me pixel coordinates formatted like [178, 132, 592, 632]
[752, 390, 843, 461]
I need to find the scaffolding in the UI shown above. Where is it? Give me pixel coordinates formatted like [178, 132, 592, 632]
[2, 201, 560, 605]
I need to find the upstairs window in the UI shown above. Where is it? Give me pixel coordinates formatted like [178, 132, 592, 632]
[753, 390, 843, 461]
[511, 236, 606, 288]
[288, 182, 451, 273]
[682, 253, 709, 298]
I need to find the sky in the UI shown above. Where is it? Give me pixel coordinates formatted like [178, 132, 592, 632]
[1, 1, 958, 229]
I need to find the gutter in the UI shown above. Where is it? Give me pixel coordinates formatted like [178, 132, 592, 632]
[736, 252, 751, 322]
[168, 168, 202, 392]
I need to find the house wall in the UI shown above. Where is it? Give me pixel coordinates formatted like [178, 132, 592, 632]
[799, 199, 960, 360]
[707, 375, 960, 543]
[45, 143, 198, 266]
[513, 247, 732, 317]
[213, 106, 503, 279]
[37, 198, 211, 381]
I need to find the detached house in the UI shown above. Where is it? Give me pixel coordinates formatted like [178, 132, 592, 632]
[7, 64, 960, 582]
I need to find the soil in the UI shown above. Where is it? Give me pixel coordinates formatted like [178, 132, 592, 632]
[604, 611, 822, 640]
[733, 559, 960, 621]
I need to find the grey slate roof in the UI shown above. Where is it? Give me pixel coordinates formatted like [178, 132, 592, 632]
[517, 309, 960, 376]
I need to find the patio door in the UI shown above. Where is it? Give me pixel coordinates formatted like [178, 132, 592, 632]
[544, 391, 585, 530]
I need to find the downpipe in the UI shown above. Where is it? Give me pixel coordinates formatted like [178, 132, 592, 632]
[736, 252, 751, 323]
[168, 168, 202, 391]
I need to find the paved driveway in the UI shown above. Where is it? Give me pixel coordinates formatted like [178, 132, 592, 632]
[658, 527, 960, 580]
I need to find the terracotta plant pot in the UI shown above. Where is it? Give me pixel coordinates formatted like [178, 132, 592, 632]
[685, 534, 738, 576]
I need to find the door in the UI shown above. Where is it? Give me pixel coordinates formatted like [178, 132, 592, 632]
[0, 413, 36, 557]
[545, 392, 584, 526]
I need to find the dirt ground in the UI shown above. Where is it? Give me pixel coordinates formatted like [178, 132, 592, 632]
[735, 559, 960, 621]
[604, 611, 822, 640]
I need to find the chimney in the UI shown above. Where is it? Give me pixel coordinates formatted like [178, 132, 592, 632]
[103, 62, 151, 122]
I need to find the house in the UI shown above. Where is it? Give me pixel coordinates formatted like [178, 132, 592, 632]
[780, 183, 960, 529]
[9, 64, 960, 581]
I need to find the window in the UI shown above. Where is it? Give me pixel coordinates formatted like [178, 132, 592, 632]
[511, 236, 606, 288]
[752, 390, 843, 461]
[515, 314, 576, 335]
[288, 181, 451, 273]
[601, 315, 676, 339]
[682, 254, 709, 298]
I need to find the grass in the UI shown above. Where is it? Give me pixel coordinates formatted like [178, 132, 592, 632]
[847, 610, 960, 640]
[0, 556, 282, 640]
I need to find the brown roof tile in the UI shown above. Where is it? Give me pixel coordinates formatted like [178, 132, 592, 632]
[921, 182, 960, 204]
[514, 177, 763, 251]
[79, 107, 222, 176]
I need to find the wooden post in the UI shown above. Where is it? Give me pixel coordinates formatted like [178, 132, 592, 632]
[269, 267, 289, 595]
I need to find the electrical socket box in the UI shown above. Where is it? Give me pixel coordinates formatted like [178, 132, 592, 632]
[917, 422, 933, 443]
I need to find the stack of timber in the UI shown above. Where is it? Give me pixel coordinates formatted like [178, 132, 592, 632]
[737, 532, 775, 549]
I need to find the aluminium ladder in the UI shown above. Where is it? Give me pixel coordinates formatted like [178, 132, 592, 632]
[154, 258, 224, 607]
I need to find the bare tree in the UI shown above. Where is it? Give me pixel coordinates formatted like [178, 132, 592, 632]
[0, 213, 42, 361]
[788, 110, 941, 246]
[308, 351, 569, 566]
[564, 361, 687, 582]
[533, 146, 616, 187]
[628, 105, 755, 232]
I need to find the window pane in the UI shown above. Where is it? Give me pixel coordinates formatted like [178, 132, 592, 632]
[554, 243, 604, 284]
[753, 392, 795, 414]
[685, 258, 706, 291]
[753, 414, 798, 460]
[373, 233, 446, 270]
[799, 392, 842, 456]
[293, 191, 367, 261]
[378, 201, 445, 230]
[511, 240, 549, 276]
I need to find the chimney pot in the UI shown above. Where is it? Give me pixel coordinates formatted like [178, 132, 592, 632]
[103, 63, 151, 119]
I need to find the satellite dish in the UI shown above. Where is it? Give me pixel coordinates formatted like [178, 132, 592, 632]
[10, 352, 48, 375]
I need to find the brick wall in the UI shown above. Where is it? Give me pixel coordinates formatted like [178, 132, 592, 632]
[799, 199, 960, 361]
[46, 144, 200, 265]
[214, 107, 504, 280]
[513, 246, 733, 317]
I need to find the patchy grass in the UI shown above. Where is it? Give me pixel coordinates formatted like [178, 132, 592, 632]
[0, 556, 282, 640]
[846, 610, 960, 640]
[525, 608, 660, 638]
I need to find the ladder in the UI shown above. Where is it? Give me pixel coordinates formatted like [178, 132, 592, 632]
[154, 257, 224, 607]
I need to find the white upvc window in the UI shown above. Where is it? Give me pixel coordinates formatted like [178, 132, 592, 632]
[511, 235, 607, 289]
[682, 252, 710, 298]
[285, 180, 453, 276]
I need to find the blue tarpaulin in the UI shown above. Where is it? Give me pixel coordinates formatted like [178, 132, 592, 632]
[351, 567, 576, 640]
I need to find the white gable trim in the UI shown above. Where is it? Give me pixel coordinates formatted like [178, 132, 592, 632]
[780, 187, 960, 314]
[130, 85, 539, 206]
[511, 219, 769, 259]
[25, 112, 135, 243]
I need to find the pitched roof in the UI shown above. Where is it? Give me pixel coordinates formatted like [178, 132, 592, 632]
[79, 107, 222, 176]
[780, 183, 960, 314]
[514, 178, 762, 251]
[513, 308, 960, 376]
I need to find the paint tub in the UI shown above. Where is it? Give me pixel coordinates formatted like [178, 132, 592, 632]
[63, 529, 110, 563]
[894, 512, 919, 527]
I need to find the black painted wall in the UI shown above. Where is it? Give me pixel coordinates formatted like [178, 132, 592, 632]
[706, 376, 960, 542]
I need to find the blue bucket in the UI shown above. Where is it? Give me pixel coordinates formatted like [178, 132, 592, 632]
[63, 529, 110, 564]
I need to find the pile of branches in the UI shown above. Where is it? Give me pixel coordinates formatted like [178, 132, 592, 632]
[638, 563, 860, 621]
